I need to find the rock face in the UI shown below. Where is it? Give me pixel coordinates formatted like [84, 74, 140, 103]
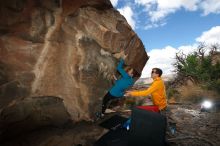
[0, 96, 70, 141]
[0, 0, 148, 133]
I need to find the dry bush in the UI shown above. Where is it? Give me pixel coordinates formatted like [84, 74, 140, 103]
[176, 83, 219, 103]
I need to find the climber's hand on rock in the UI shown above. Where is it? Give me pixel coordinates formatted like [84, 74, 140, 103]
[112, 75, 117, 80]
[113, 50, 127, 60]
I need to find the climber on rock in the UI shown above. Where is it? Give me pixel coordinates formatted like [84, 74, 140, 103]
[96, 53, 138, 118]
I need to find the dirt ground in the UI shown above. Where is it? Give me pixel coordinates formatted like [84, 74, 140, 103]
[167, 104, 220, 146]
[1, 103, 219, 146]
[107, 102, 220, 146]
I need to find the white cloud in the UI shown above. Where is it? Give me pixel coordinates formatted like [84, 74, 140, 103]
[141, 44, 198, 78]
[178, 44, 198, 54]
[144, 22, 166, 30]
[181, 0, 199, 11]
[118, 6, 136, 29]
[133, 0, 220, 29]
[149, 9, 175, 22]
[110, 0, 119, 7]
[196, 26, 220, 44]
[134, 0, 199, 22]
[117, 0, 219, 30]
[141, 26, 220, 78]
[134, 0, 156, 5]
[157, 0, 198, 11]
[141, 46, 178, 78]
[148, 0, 199, 22]
[200, 0, 220, 15]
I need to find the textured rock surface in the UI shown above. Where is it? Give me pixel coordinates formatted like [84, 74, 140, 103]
[167, 104, 220, 146]
[1, 103, 219, 146]
[0, 0, 148, 135]
[0, 96, 70, 141]
[0, 121, 107, 146]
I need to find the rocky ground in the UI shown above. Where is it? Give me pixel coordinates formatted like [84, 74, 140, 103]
[1, 103, 219, 146]
[104, 102, 220, 146]
[167, 104, 220, 146]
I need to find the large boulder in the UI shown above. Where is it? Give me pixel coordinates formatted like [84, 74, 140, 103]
[0, 0, 148, 126]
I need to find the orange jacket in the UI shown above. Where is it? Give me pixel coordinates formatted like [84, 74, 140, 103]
[130, 77, 167, 110]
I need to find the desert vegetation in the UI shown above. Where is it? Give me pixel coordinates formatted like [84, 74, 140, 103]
[167, 43, 220, 102]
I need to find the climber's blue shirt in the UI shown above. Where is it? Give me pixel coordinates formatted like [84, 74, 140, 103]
[109, 59, 134, 98]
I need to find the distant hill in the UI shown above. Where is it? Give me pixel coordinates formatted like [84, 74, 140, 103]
[136, 74, 176, 85]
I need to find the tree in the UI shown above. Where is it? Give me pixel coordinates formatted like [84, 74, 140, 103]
[173, 43, 220, 93]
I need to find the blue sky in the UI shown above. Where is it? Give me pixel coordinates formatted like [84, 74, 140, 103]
[110, 0, 220, 78]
